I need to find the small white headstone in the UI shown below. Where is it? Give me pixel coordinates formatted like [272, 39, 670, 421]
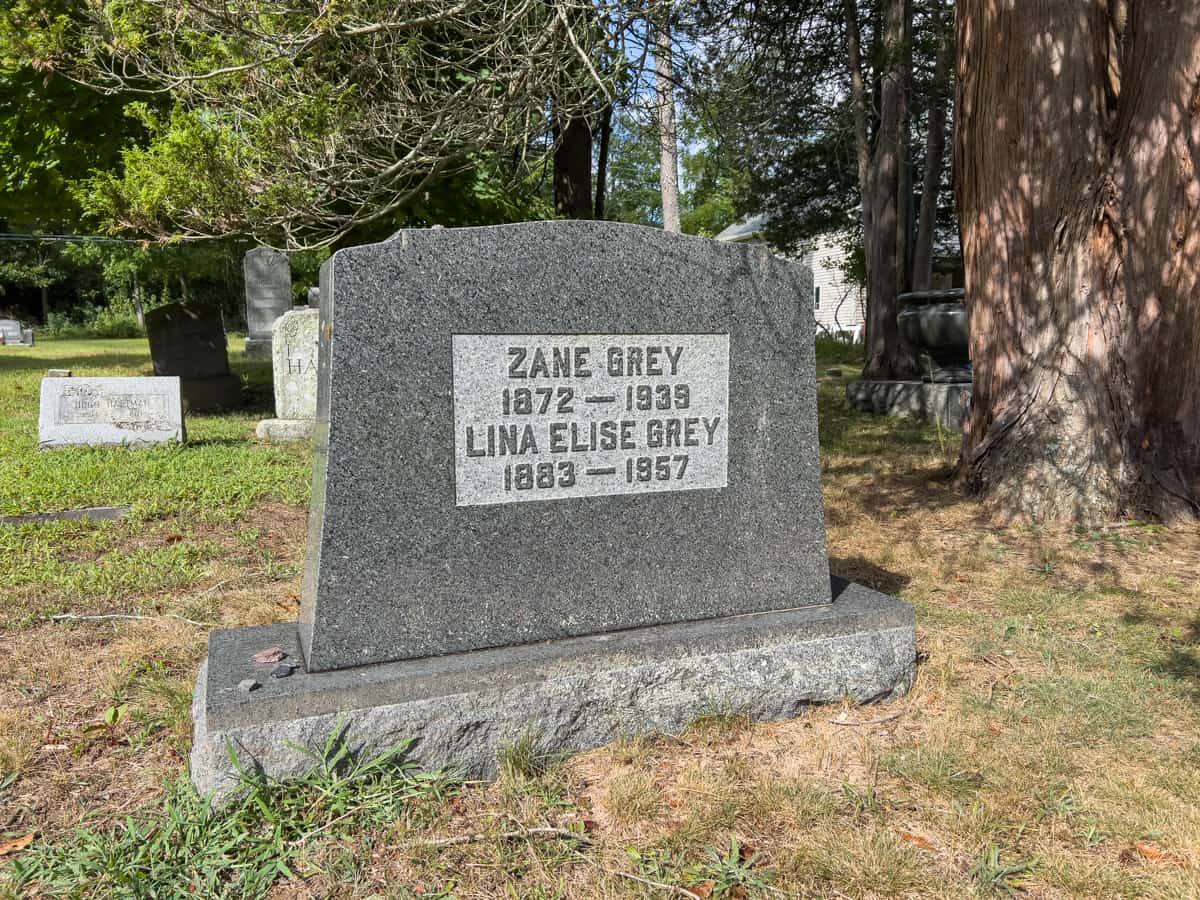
[0, 319, 23, 345]
[39, 377, 185, 448]
[255, 309, 318, 441]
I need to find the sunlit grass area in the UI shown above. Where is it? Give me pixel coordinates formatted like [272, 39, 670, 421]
[1, 339, 1198, 898]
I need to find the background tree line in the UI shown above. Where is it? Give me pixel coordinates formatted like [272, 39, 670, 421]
[0, 0, 1195, 521]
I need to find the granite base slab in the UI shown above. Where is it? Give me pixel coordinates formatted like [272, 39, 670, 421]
[846, 378, 971, 431]
[255, 418, 314, 441]
[181, 374, 242, 412]
[191, 578, 915, 801]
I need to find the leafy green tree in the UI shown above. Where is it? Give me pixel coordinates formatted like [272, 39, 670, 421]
[4, 0, 666, 247]
[0, 67, 139, 231]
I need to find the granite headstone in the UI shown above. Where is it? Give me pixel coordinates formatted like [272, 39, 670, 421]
[39, 376, 184, 447]
[307, 286, 320, 309]
[256, 309, 318, 441]
[145, 303, 241, 412]
[243, 247, 292, 357]
[191, 222, 916, 800]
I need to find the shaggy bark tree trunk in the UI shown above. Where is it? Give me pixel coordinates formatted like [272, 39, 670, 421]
[862, 0, 918, 378]
[554, 115, 593, 218]
[655, 10, 681, 234]
[913, 4, 952, 291]
[896, 0, 914, 294]
[956, 0, 1200, 520]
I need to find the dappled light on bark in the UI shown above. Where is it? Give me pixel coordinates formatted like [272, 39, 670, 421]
[956, 0, 1200, 522]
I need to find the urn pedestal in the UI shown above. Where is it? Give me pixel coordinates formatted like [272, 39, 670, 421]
[896, 289, 971, 384]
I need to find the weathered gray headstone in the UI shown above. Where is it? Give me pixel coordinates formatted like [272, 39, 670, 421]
[307, 286, 320, 309]
[191, 222, 915, 800]
[145, 303, 241, 412]
[243, 247, 292, 357]
[21, 327, 34, 346]
[39, 376, 184, 448]
[256, 309, 318, 441]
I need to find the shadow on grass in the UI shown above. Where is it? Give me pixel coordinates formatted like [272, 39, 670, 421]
[0, 352, 155, 374]
[824, 462, 959, 531]
[830, 556, 911, 596]
[1121, 605, 1200, 705]
[1152, 647, 1200, 704]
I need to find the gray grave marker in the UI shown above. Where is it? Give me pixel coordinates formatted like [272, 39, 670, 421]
[145, 303, 241, 411]
[243, 247, 292, 357]
[39, 376, 184, 447]
[191, 222, 915, 800]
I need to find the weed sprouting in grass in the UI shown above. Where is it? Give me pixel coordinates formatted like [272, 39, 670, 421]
[970, 845, 1035, 896]
[496, 734, 575, 812]
[625, 838, 775, 898]
[498, 733, 554, 784]
[623, 845, 674, 878]
[1077, 823, 1111, 848]
[684, 702, 752, 744]
[882, 745, 986, 799]
[6, 738, 453, 899]
[604, 771, 662, 826]
[842, 781, 886, 819]
[683, 837, 776, 896]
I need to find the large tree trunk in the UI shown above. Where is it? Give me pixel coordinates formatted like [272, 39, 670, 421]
[594, 102, 613, 219]
[913, 5, 952, 292]
[554, 115, 593, 218]
[655, 9, 681, 234]
[895, 0, 914, 294]
[956, 0, 1200, 520]
[844, 0, 877, 357]
[862, 0, 918, 379]
[132, 273, 145, 329]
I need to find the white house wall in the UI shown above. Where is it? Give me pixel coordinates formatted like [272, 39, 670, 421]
[713, 221, 865, 338]
[801, 234, 865, 336]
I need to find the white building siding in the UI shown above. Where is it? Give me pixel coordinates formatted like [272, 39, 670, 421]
[714, 220, 865, 339]
[800, 234, 865, 337]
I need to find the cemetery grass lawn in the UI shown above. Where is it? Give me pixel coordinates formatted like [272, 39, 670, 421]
[1, 346, 1199, 898]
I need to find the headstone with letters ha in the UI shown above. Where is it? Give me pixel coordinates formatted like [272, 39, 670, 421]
[190, 221, 916, 800]
[256, 309, 318, 441]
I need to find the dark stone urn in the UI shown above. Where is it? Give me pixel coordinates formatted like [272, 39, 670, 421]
[896, 289, 971, 383]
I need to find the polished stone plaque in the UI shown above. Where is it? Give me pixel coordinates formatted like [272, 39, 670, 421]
[452, 333, 729, 506]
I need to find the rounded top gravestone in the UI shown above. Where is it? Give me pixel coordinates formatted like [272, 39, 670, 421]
[271, 309, 319, 421]
[243, 247, 293, 342]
